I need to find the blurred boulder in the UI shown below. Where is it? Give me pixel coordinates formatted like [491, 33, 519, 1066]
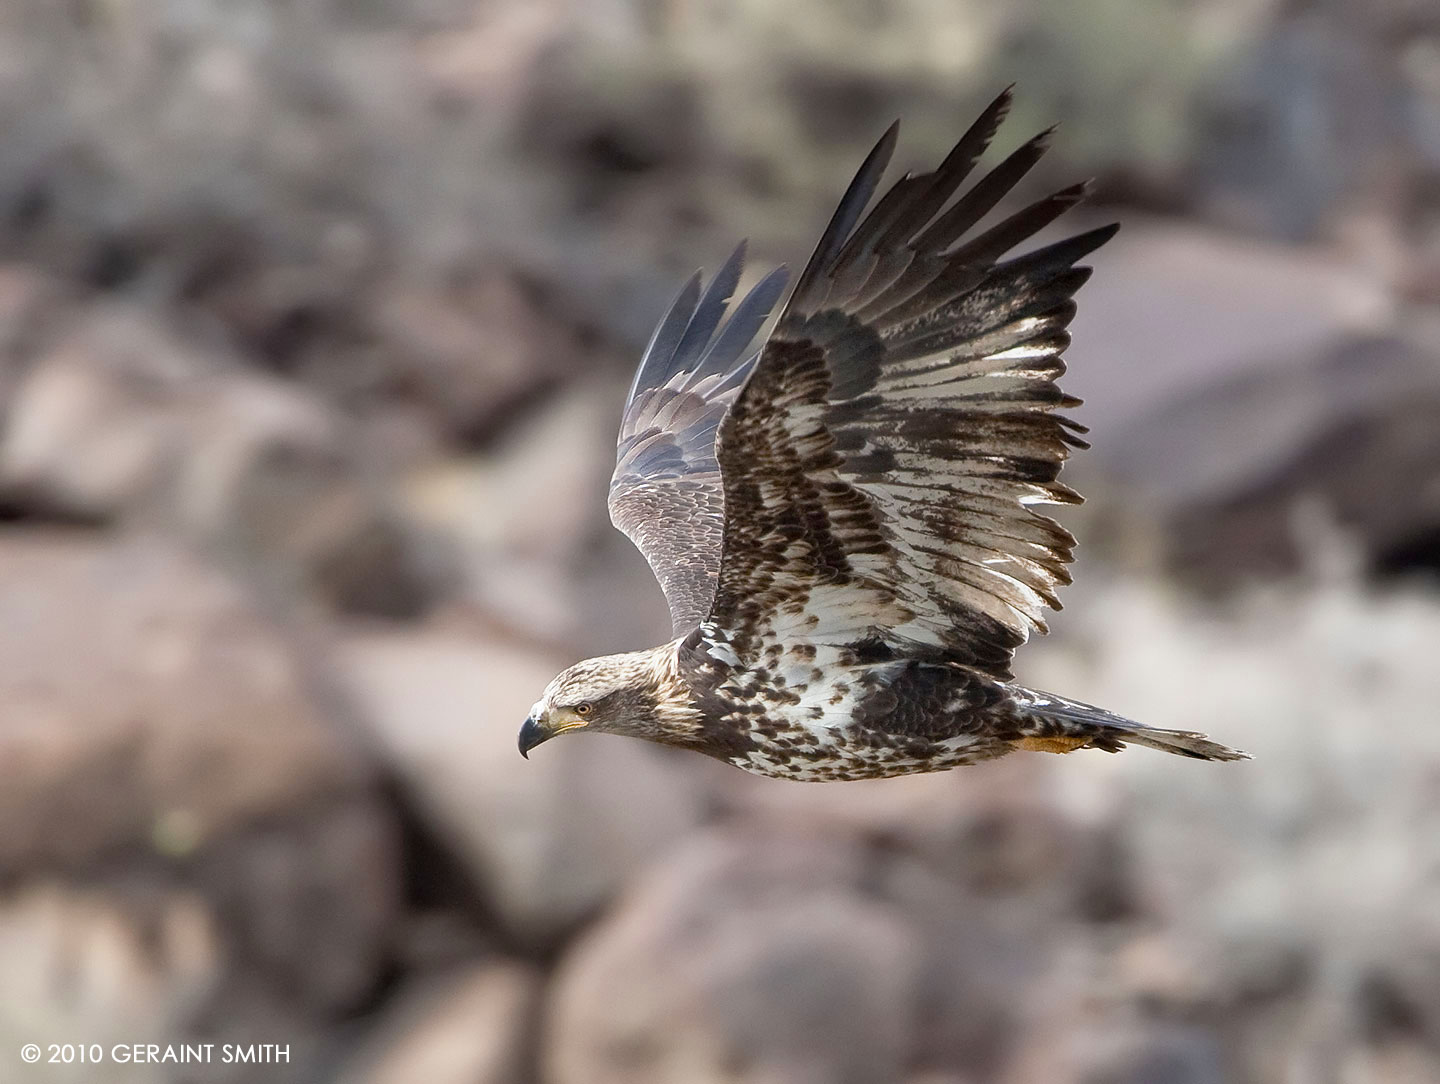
[335, 626, 712, 949]
[1062, 221, 1440, 586]
[1023, 574, 1440, 1079]
[0, 532, 401, 1019]
[0, 262, 69, 426]
[0, 880, 360, 1084]
[0, 302, 436, 615]
[718, 758, 1140, 927]
[544, 826, 918, 1084]
[1097, 330, 1440, 586]
[400, 378, 672, 652]
[340, 961, 540, 1084]
[368, 270, 577, 445]
[1064, 221, 1389, 441]
[0, 880, 223, 1084]
[1186, 1, 1440, 267]
[1176, 390, 1440, 585]
[545, 825, 1056, 1084]
[1004, 1019, 1227, 1084]
[1190, 17, 1390, 243]
[0, 303, 191, 522]
[1357, 909, 1440, 1055]
[514, 49, 705, 215]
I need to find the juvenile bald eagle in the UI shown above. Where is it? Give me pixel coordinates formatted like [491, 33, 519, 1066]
[519, 89, 1247, 780]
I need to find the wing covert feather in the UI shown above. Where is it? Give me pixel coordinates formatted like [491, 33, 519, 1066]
[706, 88, 1117, 678]
[608, 248, 788, 635]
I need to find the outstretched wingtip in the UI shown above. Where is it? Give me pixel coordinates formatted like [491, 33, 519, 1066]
[985, 84, 1016, 123]
[626, 270, 704, 404]
[866, 121, 902, 178]
[787, 120, 903, 314]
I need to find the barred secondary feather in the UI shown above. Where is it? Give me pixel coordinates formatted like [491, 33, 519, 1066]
[519, 88, 1247, 781]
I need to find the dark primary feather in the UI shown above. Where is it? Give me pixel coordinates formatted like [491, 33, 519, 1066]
[707, 87, 1118, 677]
[609, 245, 789, 636]
[787, 122, 899, 315]
[666, 245, 746, 385]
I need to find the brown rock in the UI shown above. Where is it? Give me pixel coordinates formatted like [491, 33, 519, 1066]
[0, 532, 375, 866]
[1084, 322, 1440, 586]
[715, 755, 1140, 926]
[544, 825, 1052, 1084]
[1064, 221, 1389, 441]
[545, 827, 917, 1084]
[370, 271, 577, 445]
[0, 532, 401, 1016]
[1173, 385, 1440, 586]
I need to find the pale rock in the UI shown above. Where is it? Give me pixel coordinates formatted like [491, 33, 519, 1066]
[0, 302, 432, 615]
[0, 881, 220, 1084]
[341, 961, 540, 1084]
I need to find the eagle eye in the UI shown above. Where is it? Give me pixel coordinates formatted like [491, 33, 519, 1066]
[574, 702, 593, 716]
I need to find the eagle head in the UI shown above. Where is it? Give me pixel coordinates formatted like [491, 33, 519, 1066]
[519, 644, 696, 758]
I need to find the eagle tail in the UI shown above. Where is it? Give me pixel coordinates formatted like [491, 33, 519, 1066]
[1012, 688, 1249, 762]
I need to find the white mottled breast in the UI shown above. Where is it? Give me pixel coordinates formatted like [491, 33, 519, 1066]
[711, 642, 982, 781]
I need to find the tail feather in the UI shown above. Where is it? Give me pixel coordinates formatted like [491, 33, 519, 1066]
[1101, 724, 1250, 762]
[1013, 687, 1250, 762]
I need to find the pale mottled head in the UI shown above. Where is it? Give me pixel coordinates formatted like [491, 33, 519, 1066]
[518, 644, 696, 758]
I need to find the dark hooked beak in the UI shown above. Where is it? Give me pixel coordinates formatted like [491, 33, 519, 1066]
[518, 715, 548, 759]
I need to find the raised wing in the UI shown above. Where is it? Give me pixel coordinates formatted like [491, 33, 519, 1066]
[708, 88, 1117, 678]
[608, 243, 789, 636]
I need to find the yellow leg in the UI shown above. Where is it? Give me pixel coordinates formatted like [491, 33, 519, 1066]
[1017, 735, 1089, 754]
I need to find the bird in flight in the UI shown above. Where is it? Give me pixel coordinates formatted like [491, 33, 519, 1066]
[519, 88, 1246, 780]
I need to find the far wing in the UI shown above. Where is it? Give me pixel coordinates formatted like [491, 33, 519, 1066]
[608, 243, 788, 636]
[708, 89, 1116, 678]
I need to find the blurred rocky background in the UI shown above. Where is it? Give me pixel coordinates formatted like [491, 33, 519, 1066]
[1, 0, 1439, 1082]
